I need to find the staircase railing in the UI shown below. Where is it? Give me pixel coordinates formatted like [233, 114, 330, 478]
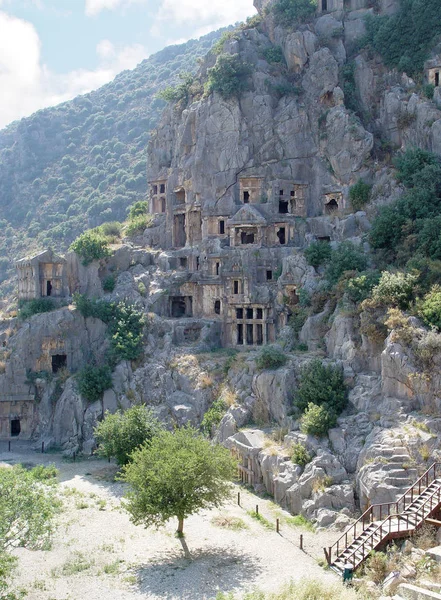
[343, 480, 441, 570]
[324, 462, 441, 566]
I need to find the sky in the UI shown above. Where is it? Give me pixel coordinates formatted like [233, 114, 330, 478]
[0, 0, 256, 129]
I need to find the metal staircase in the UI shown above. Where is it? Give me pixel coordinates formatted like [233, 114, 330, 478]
[324, 463, 441, 574]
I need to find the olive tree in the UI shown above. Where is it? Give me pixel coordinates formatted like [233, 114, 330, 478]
[121, 427, 237, 535]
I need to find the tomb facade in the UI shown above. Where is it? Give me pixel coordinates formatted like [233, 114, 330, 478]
[16, 249, 68, 300]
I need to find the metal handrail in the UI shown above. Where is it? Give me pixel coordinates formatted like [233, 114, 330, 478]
[326, 462, 441, 565]
[342, 479, 441, 570]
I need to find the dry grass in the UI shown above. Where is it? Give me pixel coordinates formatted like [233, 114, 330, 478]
[219, 384, 238, 407]
[198, 373, 214, 389]
[217, 578, 363, 599]
[311, 476, 333, 494]
[211, 514, 248, 530]
[413, 524, 437, 550]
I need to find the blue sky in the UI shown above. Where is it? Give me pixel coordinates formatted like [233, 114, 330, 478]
[0, 0, 256, 128]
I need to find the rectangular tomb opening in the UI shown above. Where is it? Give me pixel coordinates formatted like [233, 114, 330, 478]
[170, 296, 193, 318]
[10, 419, 20, 437]
[174, 214, 187, 247]
[52, 354, 67, 374]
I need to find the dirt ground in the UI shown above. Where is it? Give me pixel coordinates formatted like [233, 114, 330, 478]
[1, 444, 341, 600]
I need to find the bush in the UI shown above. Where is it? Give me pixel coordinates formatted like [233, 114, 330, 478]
[349, 179, 372, 211]
[294, 359, 347, 414]
[423, 84, 435, 100]
[70, 229, 111, 265]
[371, 270, 418, 309]
[300, 403, 337, 437]
[304, 241, 331, 268]
[74, 295, 145, 362]
[325, 242, 367, 284]
[125, 214, 153, 237]
[128, 201, 148, 220]
[394, 147, 439, 187]
[102, 275, 116, 292]
[201, 398, 228, 436]
[77, 365, 112, 402]
[94, 405, 163, 465]
[345, 270, 381, 303]
[291, 443, 311, 467]
[157, 73, 195, 104]
[256, 346, 287, 370]
[207, 54, 252, 100]
[18, 298, 56, 320]
[99, 221, 122, 238]
[272, 0, 317, 27]
[418, 286, 441, 331]
[262, 46, 284, 64]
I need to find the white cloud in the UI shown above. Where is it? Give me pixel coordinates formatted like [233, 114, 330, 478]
[153, 0, 256, 33]
[0, 11, 149, 129]
[84, 0, 146, 17]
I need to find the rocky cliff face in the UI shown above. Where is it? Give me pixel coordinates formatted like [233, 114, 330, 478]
[2, 0, 441, 529]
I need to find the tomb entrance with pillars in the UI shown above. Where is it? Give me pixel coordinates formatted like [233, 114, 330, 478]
[150, 180, 167, 213]
[231, 305, 270, 347]
[227, 205, 267, 247]
[16, 249, 68, 301]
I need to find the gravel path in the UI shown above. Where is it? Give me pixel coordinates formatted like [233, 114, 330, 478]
[1, 446, 341, 599]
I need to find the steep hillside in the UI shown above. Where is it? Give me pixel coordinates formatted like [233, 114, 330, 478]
[0, 28, 225, 300]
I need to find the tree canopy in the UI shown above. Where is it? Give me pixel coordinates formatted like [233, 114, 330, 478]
[0, 464, 60, 597]
[94, 404, 163, 466]
[121, 427, 237, 534]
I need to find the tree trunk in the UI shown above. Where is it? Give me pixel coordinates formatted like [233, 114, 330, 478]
[177, 516, 184, 536]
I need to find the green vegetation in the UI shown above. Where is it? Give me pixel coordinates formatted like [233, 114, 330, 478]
[418, 286, 441, 331]
[0, 464, 60, 596]
[291, 442, 311, 467]
[256, 345, 287, 370]
[325, 242, 367, 284]
[304, 241, 331, 268]
[363, 0, 441, 78]
[349, 179, 372, 211]
[369, 148, 441, 264]
[271, 0, 317, 28]
[207, 54, 252, 99]
[94, 405, 163, 465]
[300, 403, 336, 436]
[77, 365, 112, 403]
[157, 73, 196, 104]
[247, 510, 273, 529]
[370, 271, 418, 310]
[201, 397, 228, 436]
[262, 46, 285, 64]
[345, 271, 381, 303]
[102, 274, 116, 292]
[293, 359, 347, 437]
[74, 295, 145, 362]
[69, 229, 112, 265]
[17, 297, 56, 320]
[284, 514, 315, 532]
[121, 426, 237, 535]
[0, 29, 224, 299]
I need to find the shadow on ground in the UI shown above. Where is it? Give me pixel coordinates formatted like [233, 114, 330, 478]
[135, 544, 261, 599]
